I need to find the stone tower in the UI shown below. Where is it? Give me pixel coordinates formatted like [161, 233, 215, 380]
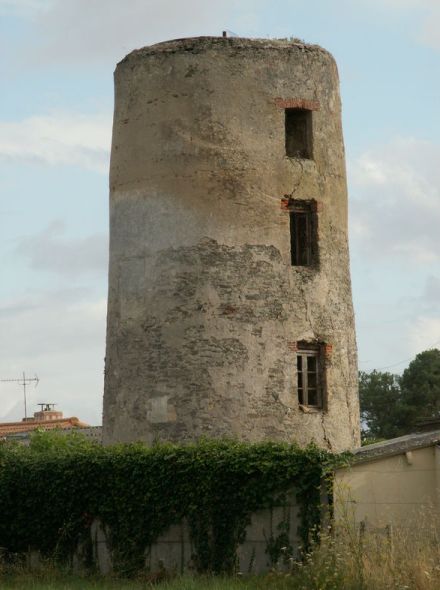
[103, 36, 360, 451]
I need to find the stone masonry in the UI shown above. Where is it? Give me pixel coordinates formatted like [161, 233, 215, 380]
[103, 36, 360, 451]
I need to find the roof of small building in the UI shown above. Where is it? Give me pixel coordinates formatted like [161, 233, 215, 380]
[4, 425, 102, 444]
[0, 417, 88, 436]
[347, 429, 440, 465]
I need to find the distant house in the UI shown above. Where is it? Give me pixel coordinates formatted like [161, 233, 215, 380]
[335, 427, 440, 531]
[0, 404, 101, 443]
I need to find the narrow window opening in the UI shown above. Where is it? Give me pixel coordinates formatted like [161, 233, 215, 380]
[289, 201, 317, 267]
[296, 342, 324, 409]
[297, 356, 304, 405]
[285, 108, 313, 159]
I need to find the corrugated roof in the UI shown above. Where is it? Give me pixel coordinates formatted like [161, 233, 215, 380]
[348, 429, 440, 464]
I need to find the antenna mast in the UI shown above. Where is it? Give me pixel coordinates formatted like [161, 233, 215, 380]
[0, 372, 39, 420]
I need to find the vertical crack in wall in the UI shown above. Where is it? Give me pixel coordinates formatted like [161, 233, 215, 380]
[321, 412, 332, 451]
[287, 158, 305, 198]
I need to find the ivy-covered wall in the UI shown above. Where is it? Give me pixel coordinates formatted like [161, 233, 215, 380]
[0, 433, 335, 575]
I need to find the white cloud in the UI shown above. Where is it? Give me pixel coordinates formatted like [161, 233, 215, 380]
[0, 0, 54, 16]
[350, 137, 440, 372]
[0, 111, 111, 172]
[408, 315, 440, 357]
[9, 0, 261, 66]
[371, 0, 427, 8]
[4, 0, 440, 66]
[418, 4, 440, 49]
[349, 137, 440, 264]
[422, 275, 440, 307]
[354, 286, 440, 373]
[0, 289, 106, 424]
[354, 0, 440, 50]
[16, 221, 108, 276]
[0, 291, 106, 357]
[376, 0, 439, 11]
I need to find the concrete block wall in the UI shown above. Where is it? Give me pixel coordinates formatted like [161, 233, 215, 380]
[92, 493, 300, 575]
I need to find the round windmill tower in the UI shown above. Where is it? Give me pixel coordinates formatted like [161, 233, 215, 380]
[103, 36, 360, 451]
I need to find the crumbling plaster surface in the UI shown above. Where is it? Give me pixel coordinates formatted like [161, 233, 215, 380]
[103, 37, 360, 451]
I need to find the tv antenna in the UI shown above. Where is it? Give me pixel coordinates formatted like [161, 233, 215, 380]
[37, 403, 56, 412]
[0, 372, 39, 420]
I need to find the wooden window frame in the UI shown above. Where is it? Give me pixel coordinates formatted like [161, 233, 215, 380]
[285, 108, 313, 159]
[297, 342, 324, 409]
[289, 200, 318, 267]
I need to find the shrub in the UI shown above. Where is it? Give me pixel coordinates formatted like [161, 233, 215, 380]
[0, 433, 336, 576]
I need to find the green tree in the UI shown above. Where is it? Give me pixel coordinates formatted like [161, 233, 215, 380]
[400, 348, 440, 425]
[359, 349, 440, 442]
[359, 370, 402, 440]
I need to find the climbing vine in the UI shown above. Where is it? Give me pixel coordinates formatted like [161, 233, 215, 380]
[0, 432, 340, 575]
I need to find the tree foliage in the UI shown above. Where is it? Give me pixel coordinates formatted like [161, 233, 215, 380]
[0, 432, 337, 576]
[359, 370, 402, 440]
[359, 349, 440, 441]
[400, 348, 440, 422]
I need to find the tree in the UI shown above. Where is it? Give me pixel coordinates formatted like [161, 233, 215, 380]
[359, 349, 440, 442]
[359, 370, 402, 440]
[400, 349, 440, 424]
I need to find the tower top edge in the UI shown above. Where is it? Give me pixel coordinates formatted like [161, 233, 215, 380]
[117, 36, 334, 67]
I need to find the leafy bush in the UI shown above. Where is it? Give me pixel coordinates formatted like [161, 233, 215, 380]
[0, 433, 335, 576]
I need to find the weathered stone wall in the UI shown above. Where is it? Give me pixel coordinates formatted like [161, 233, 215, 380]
[103, 36, 360, 450]
[26, 491, 301, 575]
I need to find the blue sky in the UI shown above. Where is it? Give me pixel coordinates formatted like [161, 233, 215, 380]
[1, 0, 439, 424]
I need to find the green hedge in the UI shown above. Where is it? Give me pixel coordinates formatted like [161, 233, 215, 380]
[0, 433, 338, 575]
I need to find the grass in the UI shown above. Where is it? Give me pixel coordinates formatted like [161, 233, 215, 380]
[3, 518, 440, 590]
[0, 572, 286, 590]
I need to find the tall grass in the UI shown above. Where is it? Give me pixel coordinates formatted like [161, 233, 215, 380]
[278, 512, 440, 590]
[2, 519, 440, 590]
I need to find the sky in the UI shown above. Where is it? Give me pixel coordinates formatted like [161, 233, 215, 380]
[0, 0, 439, 425]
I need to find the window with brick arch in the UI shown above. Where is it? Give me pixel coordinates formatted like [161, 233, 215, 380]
[297, 342, 324, 408]
[285, 108, 313, 159]
[289, 200, 318, 267]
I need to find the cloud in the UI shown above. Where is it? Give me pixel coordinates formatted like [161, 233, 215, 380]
[370, 0, 427, 8]
[418, 4, 440, 49]
[398, 276, 440, 362]
[0, 0, 54, 16]
[349, 136, 440, 264]
[0, 290, 105, 357]
[354, 0, 440, 50]
[6, 0, 262, 66]
[4, 0, 440, 67]
[354, 289, 440, 373]
[422, 275, 440, 307]
[0, 289, 106, 424]
[16, 221, 108, 276]
[375, 0, 438, 11]
[408, 315, 440, 357]
[349, 137, 440, 372]
[0, 111, 111, 172]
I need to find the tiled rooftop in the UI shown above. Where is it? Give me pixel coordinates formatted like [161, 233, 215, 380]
[0, 417, 88, 436]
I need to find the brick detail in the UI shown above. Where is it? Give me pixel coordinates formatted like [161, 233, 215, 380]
[323, 344, 333, 358]
[275, 98, 320, 111]
[287, 341, 298, 352]
[280, 198, 290, 211]
[281, 198, 322, 213]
